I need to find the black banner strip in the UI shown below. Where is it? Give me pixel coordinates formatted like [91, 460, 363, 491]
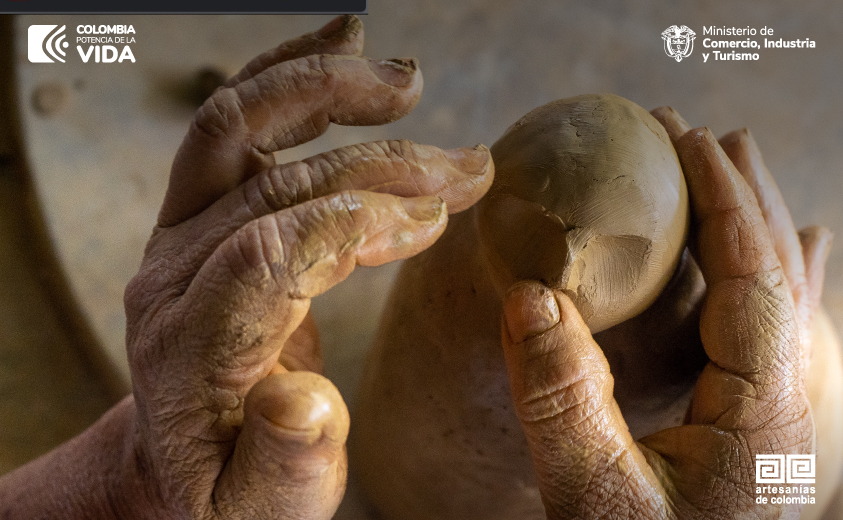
[2, 0, 366, 14]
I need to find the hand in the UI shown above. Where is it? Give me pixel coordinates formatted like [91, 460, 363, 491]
[499, 108, 830, 518]
[654, 107, 832, 375]
[124, 14, 493, 519]
[0, 15, 493, 520]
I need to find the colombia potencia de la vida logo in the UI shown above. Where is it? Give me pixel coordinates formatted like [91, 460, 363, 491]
[28, 24, 136, 64]
[662, 25, 696, 62]
[28, 25, 69, 63]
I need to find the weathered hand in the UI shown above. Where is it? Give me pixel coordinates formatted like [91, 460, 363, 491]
[0, 15, 493, 520]
[500, 109, 828, 519]
[654, 107, 832, 375]
[123, 15, 493, 520]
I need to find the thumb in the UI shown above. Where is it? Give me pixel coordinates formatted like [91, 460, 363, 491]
[501, 282, 666, 519]
[214, 371, 350, 520]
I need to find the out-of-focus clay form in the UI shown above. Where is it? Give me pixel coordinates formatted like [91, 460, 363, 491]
[351, 94, 843, 520]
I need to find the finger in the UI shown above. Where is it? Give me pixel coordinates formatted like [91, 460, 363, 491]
[151, 141, 492, 279]
[676, 128, 803, 426]
[650, 106, 692, 146]
[719, 128, 809, 314]
[799, 225, 833, 318]
[160, 54, 423, 227]
[501, 282, 667, 519]
[719, 128, 813, 371]
[174, 190, 447, 395]
[215, 371, 349, 520]
[225, 15, 364, 88]
[639, 128, 814, 519]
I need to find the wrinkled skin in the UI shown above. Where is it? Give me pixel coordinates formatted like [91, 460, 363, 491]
[501, 108, 833, 519]
[0, 15, 494, 519]
[0, 14, 834, 520]
[353, 102, 836, 520]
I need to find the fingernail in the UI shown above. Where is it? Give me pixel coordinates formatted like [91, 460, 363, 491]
[370, 57, 418, 87]
[444, 144, 492, 175]
[503, 282, 560, 343]
[401, 195, 444, 221]
[316, 14, 361, 39]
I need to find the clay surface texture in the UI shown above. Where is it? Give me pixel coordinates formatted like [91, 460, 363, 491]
[479, 94, 689, 333]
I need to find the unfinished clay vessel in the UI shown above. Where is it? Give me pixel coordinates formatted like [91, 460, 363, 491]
[351, 94, 843, 520]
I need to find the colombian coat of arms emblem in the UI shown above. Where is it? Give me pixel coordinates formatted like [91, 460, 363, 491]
[662, 25, 696, 62]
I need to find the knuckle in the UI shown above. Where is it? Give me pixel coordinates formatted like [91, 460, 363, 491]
[704, 266, 805, 394]
[305, 148, 348, 188]
[517, 370, 611, 431]
[753, 271, 797, 335]
[124, 272, 153, 325]
[125, 327, 164, 386]
[746, 269, 800, 365]
[123, 287, 174, 386]
[123, 263, 181, 330]
[319, 191, 371, 243]
[220, 192, 374, 297]
[724, 206, 765, 260]
[376, 140, 428, 184]
[221, 217, 285, 286]
[325, 189, 365, 219]
[279, 139, 431, 206]
[261, 54, 330, 101]
[341, 140, 425, 183]
[369, 139, 419, 163]
[247, 55, 333, 152]
[249, 162, 314, 214]
[293, 191, 371, 258]
[193, 87, 245, 140]
[297, 54, 332, 87]
[702, 206, 776, 278]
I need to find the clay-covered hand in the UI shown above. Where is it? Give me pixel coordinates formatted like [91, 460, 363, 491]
[0, 15, 492, 520]
[124, 14, 492, 520]
[653, 107, 832, 374]
[500, 110, 829, 519]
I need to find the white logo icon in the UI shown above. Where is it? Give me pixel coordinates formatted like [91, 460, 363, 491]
[756, 454, 815, 484]
[662, 25, 696, 62]
[28, 25, 68, 63]
[787, 455, 816, 484]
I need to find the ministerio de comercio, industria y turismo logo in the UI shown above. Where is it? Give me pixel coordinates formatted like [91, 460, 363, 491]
[661, 24, 817, 63]
[661, 25, 696, 62]
[28, 24, 136, 64]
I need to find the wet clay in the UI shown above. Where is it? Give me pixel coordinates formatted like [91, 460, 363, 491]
[351, 95, 842, 520]
[477, 94, 689, 333]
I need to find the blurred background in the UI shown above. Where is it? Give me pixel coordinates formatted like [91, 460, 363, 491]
[1, 0, 842, 516]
